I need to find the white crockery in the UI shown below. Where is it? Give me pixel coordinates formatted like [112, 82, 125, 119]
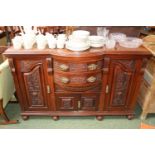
[56, 40, 65, 49]
[48, 39, 56, 49]
[23, 36, 34, 49]
[47, 39, 56, 49]
[57, 34, 66, 41]
[12, 36, 23, 49]
[89, 36, 104, 42]
[46, 33, 55, 39]
[66, 40, 90, 51]
[105, 39, 116, 49]
[49, 42, 56, 49]
[72, 30, 90, 37]
[90, 43, 104, 48]
[71, 30, 90, 42]
[22, 32, 36, 49]
[119, 37, 143, 48]
[36, 34, 47, 50]
[46, 33, 56, 49]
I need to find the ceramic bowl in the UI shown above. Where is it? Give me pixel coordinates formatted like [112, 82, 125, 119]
[72, 30, 90, 37]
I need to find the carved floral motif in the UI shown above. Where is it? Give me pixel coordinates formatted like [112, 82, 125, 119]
[111, 65, 131, 106]
[20, 60, 42, 72]
[115, 60, 135, 70]
[24, 66, 44, 106]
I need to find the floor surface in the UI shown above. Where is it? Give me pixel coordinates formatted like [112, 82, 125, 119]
[0, 104, 155, 129]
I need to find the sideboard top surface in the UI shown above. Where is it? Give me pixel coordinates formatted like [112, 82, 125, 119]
[4, 45, 152, 58]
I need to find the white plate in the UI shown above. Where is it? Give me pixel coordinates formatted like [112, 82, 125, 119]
[66, 44, 90, 52]
[90, 43, 104, 48]
[89, 35, 104, 41]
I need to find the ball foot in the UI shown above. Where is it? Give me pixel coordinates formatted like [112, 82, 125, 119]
[52, 116, 59, 121]
[22, 115, 29, 120]
[127, 114, 134, 120]
[96, 116, 103, 121]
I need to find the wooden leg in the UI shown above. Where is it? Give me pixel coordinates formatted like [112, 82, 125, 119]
[52, 116, 59, 121]
[22, 115, 29, 120]
[8, 92, 18, 104]
[0, 99, 3, 114]
[14, 91, 19, 102]
[0, 99, 18, 125]
[96, 116, 104, 121]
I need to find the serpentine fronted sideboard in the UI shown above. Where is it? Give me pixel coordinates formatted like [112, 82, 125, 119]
[4, 46, 152, 120]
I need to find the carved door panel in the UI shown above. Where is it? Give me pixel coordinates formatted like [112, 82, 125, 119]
[16, 58, 52, 111]
[80, 94, 99, 111]
[56, 94, 80, 111]
[105, 59, 135, 111]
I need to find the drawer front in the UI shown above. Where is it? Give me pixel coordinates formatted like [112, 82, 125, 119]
[56, 94, 79, 111]
[54, 72, 102, 86]
[55, 93, 99, 111]
[54, 60, 103, 72]
[55, 83, 102, 92]
[80, 94, 99, 111]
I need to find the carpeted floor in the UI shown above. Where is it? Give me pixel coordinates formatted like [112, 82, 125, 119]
[0, 103, 155, 129]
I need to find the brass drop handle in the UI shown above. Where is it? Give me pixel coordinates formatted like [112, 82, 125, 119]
[61, 77, 70, 84]
[60, 64, 69, 71]
[87, 64, 97, 70]
[87, 76, 96, 83]
[78, 101, 81, 109]
[47, 85, 51, 94]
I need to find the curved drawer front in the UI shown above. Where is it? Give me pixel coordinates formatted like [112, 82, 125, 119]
[55, 84, 102, 92]
[54, 72, 102, 86]
[54, 60, 103, 72]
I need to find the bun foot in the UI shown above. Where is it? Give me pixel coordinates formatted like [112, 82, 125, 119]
[52, 116, 59, 121]
[22, 115, 29, 120]
[96, 116, 103, 121]
[127, 114, 134, 120]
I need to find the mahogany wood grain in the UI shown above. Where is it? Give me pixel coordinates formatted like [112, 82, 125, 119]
[4, 46, 152, 120]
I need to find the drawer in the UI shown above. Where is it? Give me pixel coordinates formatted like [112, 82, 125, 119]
[55, 93, 99, 111]
[56, 94, 79, 111]
[54, 83, 102, 92]
[54, 72, 102, 86]
[80, 93, 99, 111]
[54, 60, 103, 72]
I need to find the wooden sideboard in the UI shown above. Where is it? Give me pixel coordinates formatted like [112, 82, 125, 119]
[4, 46, 152, 120]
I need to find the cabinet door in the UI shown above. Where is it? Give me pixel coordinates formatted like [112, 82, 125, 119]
[105, 59, 135, 111]
[80, 94, 99, 111]
[56, 94, 79, 111]
[16, 58, 53, 111]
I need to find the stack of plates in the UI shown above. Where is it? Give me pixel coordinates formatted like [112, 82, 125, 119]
[88, 36, 105, 48]
[65, 30, 90, 52]
[66, 41, 90, 52]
